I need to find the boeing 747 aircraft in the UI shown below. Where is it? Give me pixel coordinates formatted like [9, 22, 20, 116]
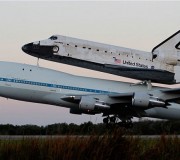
[1, 61, 180, 128]
[22, 30, 180, 84]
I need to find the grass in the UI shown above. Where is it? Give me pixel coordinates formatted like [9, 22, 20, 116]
[0, 130, 179, 160]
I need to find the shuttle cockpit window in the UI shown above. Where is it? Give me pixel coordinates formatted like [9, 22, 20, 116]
[49, 36, 58, 40]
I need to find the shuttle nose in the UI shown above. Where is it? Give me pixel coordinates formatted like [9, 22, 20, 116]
[22, 43, 33, 53]
[22, 42, 54, 58]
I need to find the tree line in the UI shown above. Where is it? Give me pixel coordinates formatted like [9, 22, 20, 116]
[0, 120, 180, 135]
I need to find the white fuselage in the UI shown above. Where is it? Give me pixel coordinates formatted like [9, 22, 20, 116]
[0, 61, 148, 107]
[40, 35, 180, 72]
[22, 32, 180, 84]
[0, 61, 180, 120]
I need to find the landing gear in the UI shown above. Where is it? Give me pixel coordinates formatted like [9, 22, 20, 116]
[103, 116, 117, 124]
[103, 117, 109, 124]
[103, 116, 133, 128]
[110, 116, 116, 123]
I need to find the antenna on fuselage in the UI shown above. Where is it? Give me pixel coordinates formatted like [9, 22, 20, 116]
[131, 80, 152, 90]
[147, 80, 152, 90]
[37, 58, 39, 67]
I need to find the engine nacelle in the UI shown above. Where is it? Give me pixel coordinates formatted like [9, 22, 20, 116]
[79, 96, 110, 111]
[132, 93, 150, 108]
[132, 93, 166, 108]
[79, 96, 96, 110]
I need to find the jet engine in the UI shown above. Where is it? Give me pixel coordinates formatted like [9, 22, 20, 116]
[132, 93, 166, 108]
[79, 96, 110, 111]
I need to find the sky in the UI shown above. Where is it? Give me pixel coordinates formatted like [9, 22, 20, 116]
[0, 1, 180, 125]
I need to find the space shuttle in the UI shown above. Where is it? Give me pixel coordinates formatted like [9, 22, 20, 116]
[22, 30, 180, 85]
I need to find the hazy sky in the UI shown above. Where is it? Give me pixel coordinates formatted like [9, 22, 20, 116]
[0, 1, 180, 125]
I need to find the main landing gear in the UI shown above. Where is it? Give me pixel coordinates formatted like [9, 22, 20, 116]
[103, 116, 133, 128]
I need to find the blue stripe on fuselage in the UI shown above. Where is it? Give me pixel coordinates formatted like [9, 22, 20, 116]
[0, 77, 111, 94]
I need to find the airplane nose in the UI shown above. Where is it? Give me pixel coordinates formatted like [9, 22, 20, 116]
[22, 43, 33, 53]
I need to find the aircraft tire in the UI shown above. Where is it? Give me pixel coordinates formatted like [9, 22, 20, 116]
[103, 117, 109, 124]
[110, 116, 116, 123]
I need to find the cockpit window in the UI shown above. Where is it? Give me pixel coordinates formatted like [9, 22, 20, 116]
[49, 36, 58, 40]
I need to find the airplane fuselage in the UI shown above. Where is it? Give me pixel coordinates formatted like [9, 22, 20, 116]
[0, 62, 148, 107]
[0, 61, 180, 120]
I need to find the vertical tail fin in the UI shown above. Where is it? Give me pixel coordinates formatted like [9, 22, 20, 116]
[152, 30, 180, 65]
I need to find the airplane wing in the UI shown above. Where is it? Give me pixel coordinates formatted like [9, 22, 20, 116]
[61, 92, 134, 105]
[159, 88, 180, 104]
[108, 92, 134, 98]
[61, 88, 180, 127]
[61, 90, 172, 111]
[161, 88, 180, 94]
[61, 88, 180, 112]
[61, 93, 138, 119]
